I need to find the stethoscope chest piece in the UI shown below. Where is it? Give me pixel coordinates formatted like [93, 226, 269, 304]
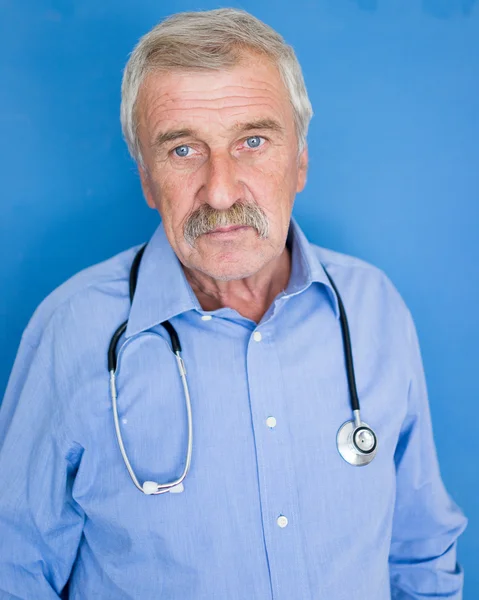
[337, 417, 377, 466]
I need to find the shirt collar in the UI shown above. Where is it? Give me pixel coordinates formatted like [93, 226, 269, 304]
[285, 217, 340, 318]
[126, 217, 339, 337]
[125, 223, 200, 338]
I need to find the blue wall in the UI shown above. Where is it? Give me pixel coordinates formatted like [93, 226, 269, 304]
[1, 0, 478, 594]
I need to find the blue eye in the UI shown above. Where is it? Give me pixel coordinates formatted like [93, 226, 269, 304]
[246, 136, 263, 149]
[174, 145, 190, 157]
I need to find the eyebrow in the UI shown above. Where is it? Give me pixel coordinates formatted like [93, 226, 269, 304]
[232, 118, 284, 135]
[152, 128, 195, 149]
[151, 118, 284, 150]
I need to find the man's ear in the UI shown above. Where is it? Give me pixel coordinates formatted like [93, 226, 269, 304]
[296, 145, 308, 193]
[138, 165, 156, 209]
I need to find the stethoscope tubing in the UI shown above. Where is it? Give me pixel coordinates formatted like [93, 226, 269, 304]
[108, 242, 378, 494]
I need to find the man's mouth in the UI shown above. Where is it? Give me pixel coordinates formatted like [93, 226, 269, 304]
[206, 225, 250, 235]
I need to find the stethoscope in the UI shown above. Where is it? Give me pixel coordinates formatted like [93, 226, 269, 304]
[108, 244, 378, 495]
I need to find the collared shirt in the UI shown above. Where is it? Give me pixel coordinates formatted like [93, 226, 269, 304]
[0, 219, 466, 599]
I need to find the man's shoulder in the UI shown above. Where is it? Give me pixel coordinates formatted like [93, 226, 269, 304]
[23, 244, 141, 348]
[311, 242, 382, 274]
[309, 242, 409, 316]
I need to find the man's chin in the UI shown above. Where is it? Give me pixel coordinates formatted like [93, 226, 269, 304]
[201, 266, 259, 282]
[192, 256, 262, 282]
[182, 232, 270, 281]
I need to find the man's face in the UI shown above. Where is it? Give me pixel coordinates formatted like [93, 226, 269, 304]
[136, 51, 308, 281]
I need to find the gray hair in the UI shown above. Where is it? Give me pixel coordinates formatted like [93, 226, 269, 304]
[120, 8, 313, 165]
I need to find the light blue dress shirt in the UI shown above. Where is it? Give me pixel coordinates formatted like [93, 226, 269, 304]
[0, 219, 466, 599]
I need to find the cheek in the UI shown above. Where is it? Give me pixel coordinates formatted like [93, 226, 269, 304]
[150, 169, 198, 225]
[251, 156, 298, 213]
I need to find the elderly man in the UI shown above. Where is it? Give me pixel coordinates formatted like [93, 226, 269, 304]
[0, 8, 466, 600]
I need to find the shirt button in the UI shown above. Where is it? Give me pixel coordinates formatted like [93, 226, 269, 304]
[277, 515, 288, 528]
[253, 331, 262, 342]
[201, 315, 212, 321]
[266, 416, 277, 428]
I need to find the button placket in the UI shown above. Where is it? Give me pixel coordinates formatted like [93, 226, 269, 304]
[245, 330, 312, 600]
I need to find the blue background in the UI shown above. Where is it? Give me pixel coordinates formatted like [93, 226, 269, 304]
[1, 0, 478, 594]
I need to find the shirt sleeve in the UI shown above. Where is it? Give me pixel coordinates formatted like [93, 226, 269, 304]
[0, 325, 85, 599]
[389, 310, 467, 599]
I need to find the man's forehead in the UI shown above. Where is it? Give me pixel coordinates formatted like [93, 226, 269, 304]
[138, 63, 292, 140]
[139, 57, 289, 113]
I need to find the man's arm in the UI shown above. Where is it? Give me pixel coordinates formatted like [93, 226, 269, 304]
[389, 310, 467, 599]
[0, 327, 84, 599]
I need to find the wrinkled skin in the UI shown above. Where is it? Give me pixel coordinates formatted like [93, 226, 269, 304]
[136, 51, 308, 321]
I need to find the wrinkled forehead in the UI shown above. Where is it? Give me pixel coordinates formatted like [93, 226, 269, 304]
[136, 53, 295, 139]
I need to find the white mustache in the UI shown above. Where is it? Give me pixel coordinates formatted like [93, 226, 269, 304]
[184, 203, 269, 246]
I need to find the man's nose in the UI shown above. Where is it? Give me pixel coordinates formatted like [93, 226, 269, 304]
[203, 152, 242, 210]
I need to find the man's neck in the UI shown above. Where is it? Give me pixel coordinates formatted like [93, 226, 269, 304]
[183, 247, 291, 323]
